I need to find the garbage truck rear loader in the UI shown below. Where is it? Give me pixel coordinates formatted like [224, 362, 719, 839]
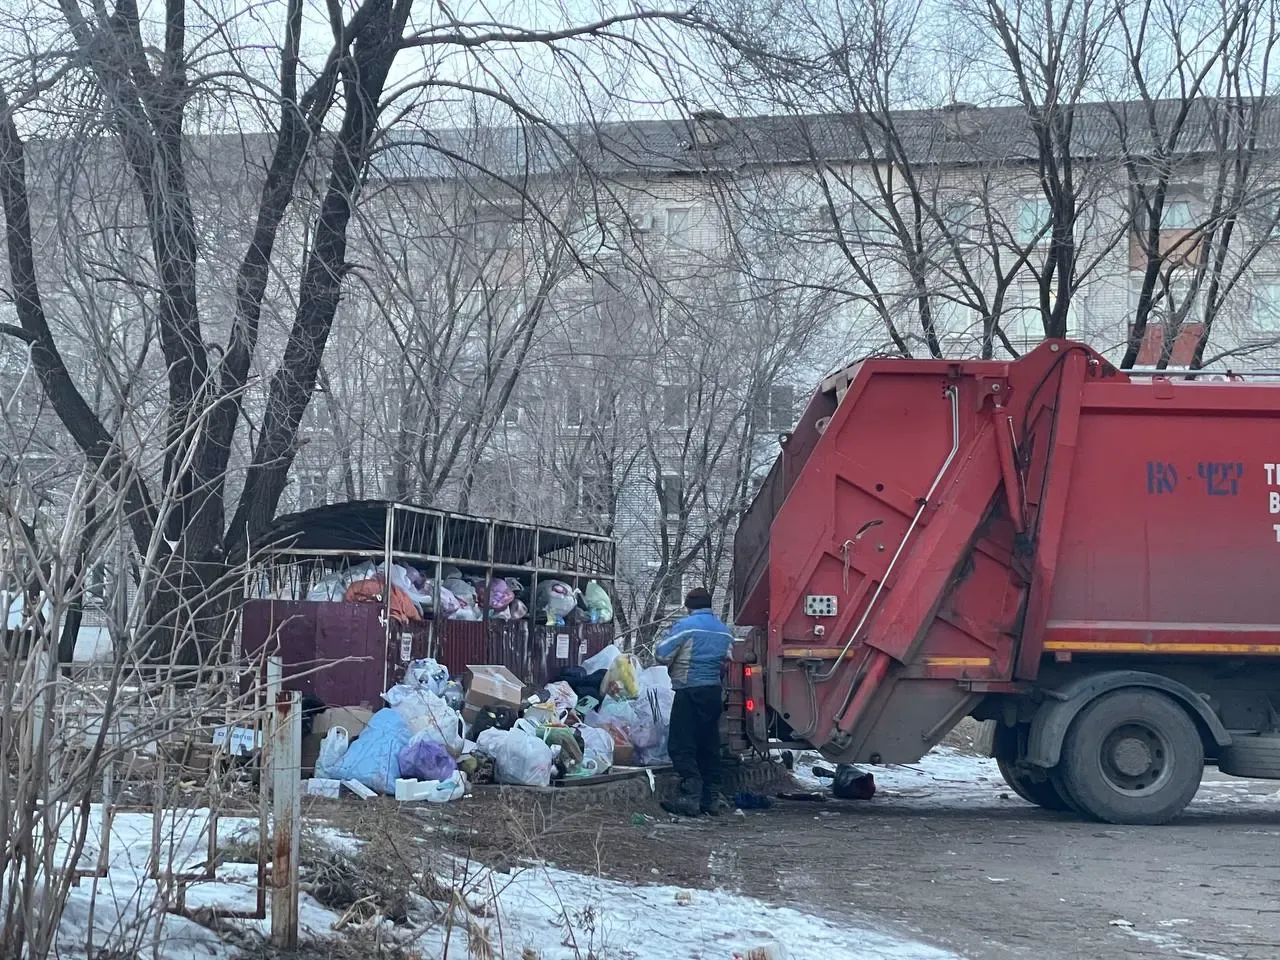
[732, 340, 1280, 824]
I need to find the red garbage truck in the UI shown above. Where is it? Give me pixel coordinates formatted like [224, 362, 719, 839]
[731, 340, 1280, 824]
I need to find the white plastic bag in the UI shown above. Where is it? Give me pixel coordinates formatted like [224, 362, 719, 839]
[386, 688, 464, 754]
[474, 727, 509, 757]
[493, 728, 554, 786]
[582, 643, 622, 675]
[579, 725, 614, 773]
[405, 657, 449, 696]
[536, 580, 578, 620]
[314, 726, 349, 780]
[306, 562, 375, 601]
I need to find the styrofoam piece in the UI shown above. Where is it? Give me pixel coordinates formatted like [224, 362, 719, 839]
[303, 778, 341, 799]
[342, 778, 376, 799]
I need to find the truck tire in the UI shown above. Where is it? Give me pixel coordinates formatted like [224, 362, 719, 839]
[1218, 734, 1280, 778]
[992, 724, 1072, 811]
[1058, 689, 1203, 825]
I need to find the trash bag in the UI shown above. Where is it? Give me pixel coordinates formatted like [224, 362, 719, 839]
[487, 577, 515, 613]
[492, 728, 554, 786]
[535, 580, 578, 621]
[542, 681, 579, 717]
[334, 709, 411, 795]
[449, 604, 484, 621]
[509, 599, 528, 620]
[444, 577, 476, 605]
[583, 580, 614, 624]
[411, 581, 460, 619]
[405, 658, 449, 697]
[424, 770, 467, 803]
[582, 643, 622, 675]
[314, 726, 350, 780]
[467, 705, 516, 742]
[398, 733, 458, 782]
[832, 764, 876, 800]
[385, 688, 464, 755]
[306, 562, 376, 601]
[579, 725, 614, 774]
[441, 680, 465, 710]
[632, 688, 672, 764]
[585, 696, 638, 747]
[474, 727, 509, 758]
[602, 653, 641, 699]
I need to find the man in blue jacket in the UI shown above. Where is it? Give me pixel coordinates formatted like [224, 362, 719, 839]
[655, 587, 735, 816]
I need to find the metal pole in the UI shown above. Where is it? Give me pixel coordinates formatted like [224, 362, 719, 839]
[270, 689, 301, 949]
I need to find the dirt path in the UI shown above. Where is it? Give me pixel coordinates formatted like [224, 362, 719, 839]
[340, 753, 1280, 959]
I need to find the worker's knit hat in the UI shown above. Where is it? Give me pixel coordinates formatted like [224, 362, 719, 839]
[684, 587, 713, 610]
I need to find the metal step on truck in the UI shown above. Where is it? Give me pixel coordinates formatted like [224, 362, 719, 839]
[729, 340, 1280, 824]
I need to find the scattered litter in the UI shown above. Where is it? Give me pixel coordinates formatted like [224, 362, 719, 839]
[1109, 918, 1134, 927]
[675, 890, 694, 906]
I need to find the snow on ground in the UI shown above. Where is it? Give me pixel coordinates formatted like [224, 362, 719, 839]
[794, 747, 1009, 808]
[50, 806, 342, 960]
[793, 746, 1280, 811]
[47, 805, 962, 959]
[420, 861, 964, 960]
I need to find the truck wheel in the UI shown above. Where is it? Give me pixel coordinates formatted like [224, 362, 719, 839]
[1217, 734, 1280, 778]
[1059, 689, 1203, 825]
[993, 724, 1072, 811]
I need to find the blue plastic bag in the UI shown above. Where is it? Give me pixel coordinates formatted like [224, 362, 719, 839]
[334, 708, 410, 794]
[397, 733, 458, 782]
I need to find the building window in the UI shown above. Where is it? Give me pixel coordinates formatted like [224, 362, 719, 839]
[661, 572, 684, 608]
[576, 472, 610, 516]
[753, 385, 795, 432]
[666, 207, 692, 244]
[660, 474, 683, 518]
[1016, 197, 1051, 245]
[1163, 200, 1195, 230]
[943, 200, 978, 239]
[298, 471, 327, 510]
[1251, 280, 1280, 336]
[662, 385, 688, 428]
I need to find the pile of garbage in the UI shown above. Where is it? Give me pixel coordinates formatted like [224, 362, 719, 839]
[304, 644, 671, 802]
[302, 562, 614, 626]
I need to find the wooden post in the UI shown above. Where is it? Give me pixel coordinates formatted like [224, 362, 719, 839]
[269, 689, 301, 949]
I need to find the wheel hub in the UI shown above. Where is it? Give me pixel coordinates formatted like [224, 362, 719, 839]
[1100, 723, 1169, 794]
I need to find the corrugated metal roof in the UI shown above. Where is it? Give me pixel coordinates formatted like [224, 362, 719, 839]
[370, 97, 1280, 181]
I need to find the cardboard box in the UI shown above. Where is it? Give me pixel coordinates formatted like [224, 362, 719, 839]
[463, 665, 527, 714]
[303, 706, 374, 776]
[314, 707, 373, 739]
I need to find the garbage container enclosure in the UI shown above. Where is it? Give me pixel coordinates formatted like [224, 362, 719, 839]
[243, 500, 617, 704]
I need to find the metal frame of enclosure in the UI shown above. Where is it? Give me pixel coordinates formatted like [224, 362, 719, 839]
[244, 500, 618, 697]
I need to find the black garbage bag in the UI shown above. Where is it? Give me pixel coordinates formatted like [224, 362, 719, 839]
[832, 763, 876, 800]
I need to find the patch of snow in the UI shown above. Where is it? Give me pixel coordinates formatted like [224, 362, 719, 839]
[49, 806, 342, 959]
[419, 862, 964, 959]
[1116, 924, 1231, 960]
[793, 747, 1011, 808]
[793, 747, 1280, 813]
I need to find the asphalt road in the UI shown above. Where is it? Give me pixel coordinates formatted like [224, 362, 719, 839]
[707, 763, 1280, 960]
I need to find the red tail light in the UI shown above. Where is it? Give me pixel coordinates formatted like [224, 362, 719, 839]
[744, 666, 753, 677]
[745, 698, 756, 712]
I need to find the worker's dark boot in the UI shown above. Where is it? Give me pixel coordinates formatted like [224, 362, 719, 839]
[700, 795, 731, 817]
[662, 779, 703, 817]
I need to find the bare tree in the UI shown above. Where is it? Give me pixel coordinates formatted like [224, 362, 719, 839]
[0, 0, 738, 655]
